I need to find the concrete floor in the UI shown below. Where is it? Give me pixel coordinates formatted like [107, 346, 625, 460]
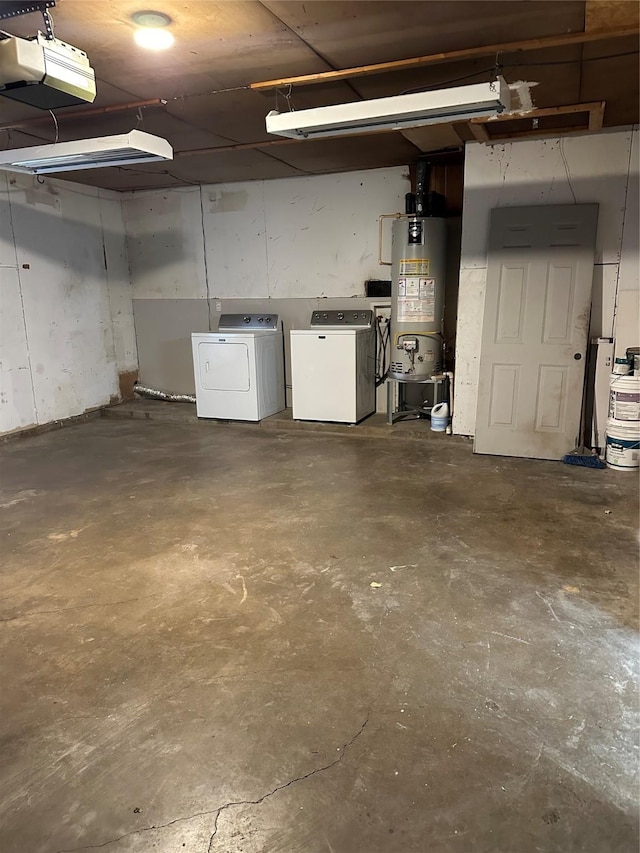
[102, 398, 459, 441]
[0, 417, 638, 853]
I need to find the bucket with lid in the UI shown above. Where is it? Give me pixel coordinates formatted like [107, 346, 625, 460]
[609, 375, 640, 421]
[430, 402, 449, 432]
[612, 357, 631, 376]
[605, 418, 640, 471]
[626, 347, 640, 374]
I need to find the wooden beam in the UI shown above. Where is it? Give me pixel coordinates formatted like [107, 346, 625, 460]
[486, 126, 591, 140]
[467, 101, 606, 142]
[469, 101, 605, 124]
[249, 27, 638, 90]
[468, 123, 490, 143]
[0, 98, 167, 131]
[588, 101, 605, 130]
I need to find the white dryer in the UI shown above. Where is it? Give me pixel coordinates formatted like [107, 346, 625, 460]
[192, 315, 285, 421]
[290, 310, 375, 423]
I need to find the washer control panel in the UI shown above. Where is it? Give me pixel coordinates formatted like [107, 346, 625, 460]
[218, 314, 279, 330]
[310, 309, 373, 328]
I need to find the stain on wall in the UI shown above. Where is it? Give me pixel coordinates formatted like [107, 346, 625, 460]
[0, 174, 137, 435]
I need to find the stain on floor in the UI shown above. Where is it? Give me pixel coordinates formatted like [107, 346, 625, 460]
[0, 418, 637, 852]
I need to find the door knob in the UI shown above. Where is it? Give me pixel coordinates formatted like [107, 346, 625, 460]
[574, 353, 582, 360]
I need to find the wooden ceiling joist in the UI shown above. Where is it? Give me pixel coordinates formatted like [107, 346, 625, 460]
[467, 101, 606, 143]
[249, 26, 639, 91]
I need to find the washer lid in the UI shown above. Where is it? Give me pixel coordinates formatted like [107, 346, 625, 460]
[218, 313, 279, 330]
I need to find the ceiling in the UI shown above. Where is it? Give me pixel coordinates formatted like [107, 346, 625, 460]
[0, 0, 638, 191]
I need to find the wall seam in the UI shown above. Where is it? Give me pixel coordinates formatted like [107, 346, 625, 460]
[97, 190, 120, 391]
[611, 127, 635, 346]
[120, 193, 139, 371]
[199, 185, 212, 330]
[261, 180, 271, 298]
[6, 178, 38, 425]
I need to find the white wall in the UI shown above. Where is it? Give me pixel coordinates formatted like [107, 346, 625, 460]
[124, 166, 411, 395]
[453, 128, 639, 437]
[124, 167, 410, 300]
[615, 128, 639, 355]
[0, 174, 136, 435]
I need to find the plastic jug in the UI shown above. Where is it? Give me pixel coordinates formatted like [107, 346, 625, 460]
[430, 402, 449, 432]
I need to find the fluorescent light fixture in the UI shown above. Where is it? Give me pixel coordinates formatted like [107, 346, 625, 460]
[0, 130, 173, 174]
[266, 78, 512, 139]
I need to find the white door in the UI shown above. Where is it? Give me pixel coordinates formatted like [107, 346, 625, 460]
[198, 342, 250, 391]
[475, 204, 598, 460]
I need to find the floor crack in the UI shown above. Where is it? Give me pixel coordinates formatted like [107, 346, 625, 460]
[0, 598, 142, 624]
[206, 716, 369, 851]
[52, 717, 369, 853]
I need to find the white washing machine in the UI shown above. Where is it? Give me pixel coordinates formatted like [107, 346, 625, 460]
[290, 309, 376, 423]
[192, 314, 285, 421]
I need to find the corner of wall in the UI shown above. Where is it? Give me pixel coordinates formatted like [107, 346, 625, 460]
[454, 129, 638, 438]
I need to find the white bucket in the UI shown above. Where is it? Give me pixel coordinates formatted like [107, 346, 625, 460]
[609, 374, 640, 421]
[430, 402, 449, 432]
[605, 418, 640, 471]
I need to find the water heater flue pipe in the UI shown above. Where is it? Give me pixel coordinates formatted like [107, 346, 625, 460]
[414, 157, 431, 216]
[134, 384, 196, 404]
[378, 213, 403, 265]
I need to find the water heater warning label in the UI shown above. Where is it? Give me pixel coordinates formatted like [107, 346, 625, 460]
[397, 277, 436, 322]
[400, 258, 430, 276]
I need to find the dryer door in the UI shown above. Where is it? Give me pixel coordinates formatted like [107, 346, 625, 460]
[197, 342, 250, 391]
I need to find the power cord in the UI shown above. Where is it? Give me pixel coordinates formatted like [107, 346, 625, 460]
[49, 109, 58, 142]
[375, 315, 391, 387]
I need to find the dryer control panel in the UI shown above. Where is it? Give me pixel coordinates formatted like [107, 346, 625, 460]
[218, 314, 279, 330]
[310, 309, 373, 328]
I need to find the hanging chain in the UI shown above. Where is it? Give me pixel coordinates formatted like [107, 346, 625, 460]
[493, 51, 503, 80]
[42, 7, 54, 38]
[284, 84, 294, 112]
[274, 84, 295, 113]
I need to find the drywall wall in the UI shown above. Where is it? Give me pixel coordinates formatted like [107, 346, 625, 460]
[124, 187, 207, 300]
[125, 167, 410, 300]
[0, 173, 136, 435]
[131, 222, 462, 398]
[133, 295, 390, 400]
[615, 127, 640, 356]
[126, 166, 411, 394]
[453, 128, 639, 437]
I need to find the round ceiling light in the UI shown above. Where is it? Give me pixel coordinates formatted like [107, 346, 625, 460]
[134, 27, 174, 49]
[131, 10, 171, 27]
[131, 10, 174, 50]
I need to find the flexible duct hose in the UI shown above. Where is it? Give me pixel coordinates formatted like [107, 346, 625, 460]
[133, 384, 196, 404]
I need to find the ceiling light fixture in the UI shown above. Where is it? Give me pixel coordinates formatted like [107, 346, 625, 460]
[0, 130, 173, 174]
[131, 10, 174, 50]
[266, 78, 516, 139]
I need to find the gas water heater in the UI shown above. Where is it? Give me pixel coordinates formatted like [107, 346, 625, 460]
[389, 162, 447, 382]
